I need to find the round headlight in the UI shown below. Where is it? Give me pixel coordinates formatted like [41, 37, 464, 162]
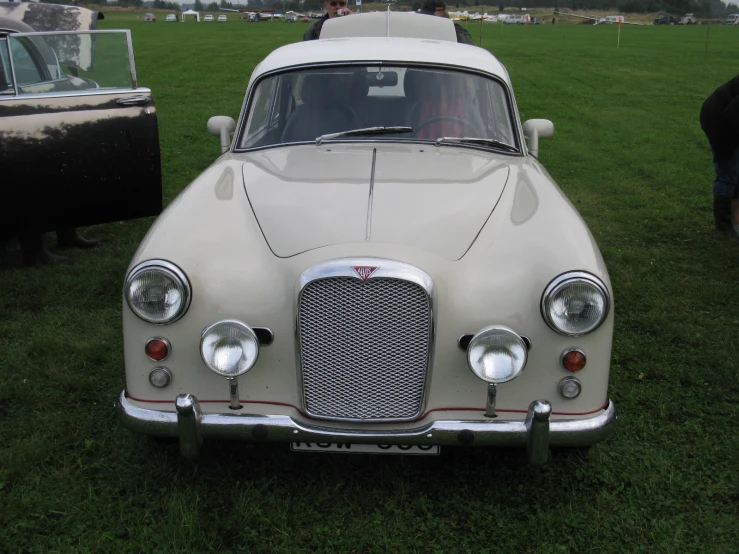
[541, 272, 609, 336]
[467, 326, 528, 384]
[125, 261, 191, 324]
[200, 320, 259, 378]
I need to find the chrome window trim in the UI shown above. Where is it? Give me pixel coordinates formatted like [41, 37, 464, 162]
[125, 259, 192, 325]
[0, 86, 152, 101]
[295, 257, 436, 423]
[540, 271, 610, 337]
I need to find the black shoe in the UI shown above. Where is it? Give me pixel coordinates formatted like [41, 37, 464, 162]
[57, 227, 99, 249]
[713, 197, 738, 238]
[19, 233, 69, 266]
[36, 248, 70, 265]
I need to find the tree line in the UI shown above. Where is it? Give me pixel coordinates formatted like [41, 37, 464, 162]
[36, 0, 737, 18]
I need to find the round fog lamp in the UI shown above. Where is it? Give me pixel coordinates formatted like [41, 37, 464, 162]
[558, 376, 582, 399]
[467, 325, 527, 384]
[149, 367, 172, 388]
[201, 320, 259, 377]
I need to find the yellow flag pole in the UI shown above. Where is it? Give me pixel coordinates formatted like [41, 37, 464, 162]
[617, 20, 621, 49]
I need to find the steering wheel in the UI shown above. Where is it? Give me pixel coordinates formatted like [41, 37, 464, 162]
[414, 115, 482, 138]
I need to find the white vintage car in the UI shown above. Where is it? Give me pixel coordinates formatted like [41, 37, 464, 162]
[116, 13, 616, 465]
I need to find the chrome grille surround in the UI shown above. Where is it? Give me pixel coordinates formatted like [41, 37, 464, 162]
[297, 259, 435, 422]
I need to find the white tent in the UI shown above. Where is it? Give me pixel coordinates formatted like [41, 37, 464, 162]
[182, 9, 199, 22]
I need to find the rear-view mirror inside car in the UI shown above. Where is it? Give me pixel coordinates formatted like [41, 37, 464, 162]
[366, 71, 398, 87]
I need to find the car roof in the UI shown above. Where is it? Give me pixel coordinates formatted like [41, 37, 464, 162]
[0, 2, 103, 32]
[251, 36, 510, 87]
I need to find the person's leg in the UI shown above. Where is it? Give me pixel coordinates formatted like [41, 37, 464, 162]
[18, 231, 69, 266]
[730, 148, 739, 232]
[56, 227, 99, 249]
[712, 148, 739, 237]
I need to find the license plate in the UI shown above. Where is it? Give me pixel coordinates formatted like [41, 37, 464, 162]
[290, 442, 440, 455]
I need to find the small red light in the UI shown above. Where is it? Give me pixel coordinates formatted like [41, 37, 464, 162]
[146, 338, 169, 361]
[562, 350, 586, 372]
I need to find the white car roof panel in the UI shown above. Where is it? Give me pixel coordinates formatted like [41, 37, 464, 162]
[321, 11, 457, 42]
[251, 36, 510, 86]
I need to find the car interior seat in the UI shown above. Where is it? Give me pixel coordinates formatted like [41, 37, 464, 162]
[280, 73, 360, 142]
[347, 70, 371, 127]
[404, 70, 470, 139]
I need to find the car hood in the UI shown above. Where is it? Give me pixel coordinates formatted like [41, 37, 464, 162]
[241, 144, 511, 260]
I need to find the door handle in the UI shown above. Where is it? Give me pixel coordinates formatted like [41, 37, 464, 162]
[116, 96, 150, 106]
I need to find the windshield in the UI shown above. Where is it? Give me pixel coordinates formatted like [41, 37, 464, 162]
[237, 65, 518, 152]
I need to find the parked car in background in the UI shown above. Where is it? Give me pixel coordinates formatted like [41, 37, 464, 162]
[725, 14, 739, 24]
[598, 15, 624, 24]
[218, 14, 227, 22]
[503, 14, 525, 24]
[679, 13, 697, 24]
[204, 14, 213, 22]
[144, 12, 156, 22]
[653, 12, 678, 24]
[166, 13, 177, 22]
[0, 2, 162, 239]
[116, 12, 616, 466]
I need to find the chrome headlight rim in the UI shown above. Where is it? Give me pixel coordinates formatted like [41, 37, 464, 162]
[466, 325, 528, 384]
[125, 260, 192, 325]
[541, 271, 610, 337]
[200, 319, 260, 378]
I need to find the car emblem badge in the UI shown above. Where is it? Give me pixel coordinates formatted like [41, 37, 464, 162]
[352, 266, 379, 281]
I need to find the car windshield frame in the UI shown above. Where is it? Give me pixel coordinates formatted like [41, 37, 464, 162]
[233, 63, 521, 155]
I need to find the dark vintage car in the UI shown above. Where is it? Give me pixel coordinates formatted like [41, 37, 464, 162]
[0, 2, 161, 237]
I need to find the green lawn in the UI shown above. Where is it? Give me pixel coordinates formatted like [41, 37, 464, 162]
[1, 14, 738, 553]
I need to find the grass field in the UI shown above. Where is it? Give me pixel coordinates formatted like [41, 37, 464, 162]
[1, 13, 738, 553]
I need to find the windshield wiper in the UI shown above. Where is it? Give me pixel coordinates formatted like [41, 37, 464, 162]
[435, 137, 519, 153]
[315, 127, 413, 145]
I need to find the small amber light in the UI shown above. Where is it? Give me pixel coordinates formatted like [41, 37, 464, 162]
[562, 349, 586, 372]
[146, 338, 169, 361]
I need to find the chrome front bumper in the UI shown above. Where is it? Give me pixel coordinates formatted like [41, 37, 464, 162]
[116, 391, 616, 466]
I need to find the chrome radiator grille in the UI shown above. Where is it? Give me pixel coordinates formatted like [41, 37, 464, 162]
[298, 277, 431, 421]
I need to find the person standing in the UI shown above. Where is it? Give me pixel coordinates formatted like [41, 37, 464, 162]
[303, 0, 353, 41]
[418, 0, 475, 45]
[700, 74, 739, 238]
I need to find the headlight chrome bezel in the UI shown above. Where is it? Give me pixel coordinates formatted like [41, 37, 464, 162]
[125, 260, 192, 325]
[466, 325, 528, 384]
[541, 271, 610, 337]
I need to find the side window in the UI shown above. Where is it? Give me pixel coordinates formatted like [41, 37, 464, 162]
[0, 37, 12, 92]
[8, 37, 46, 86]
[269, 75, 283, 126]
[7, 32, 135, 96]
[485, 81, 515, 146]
[241, 76, 277, 148]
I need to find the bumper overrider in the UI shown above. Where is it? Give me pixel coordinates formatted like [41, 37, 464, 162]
[116, 391, 616, 466]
